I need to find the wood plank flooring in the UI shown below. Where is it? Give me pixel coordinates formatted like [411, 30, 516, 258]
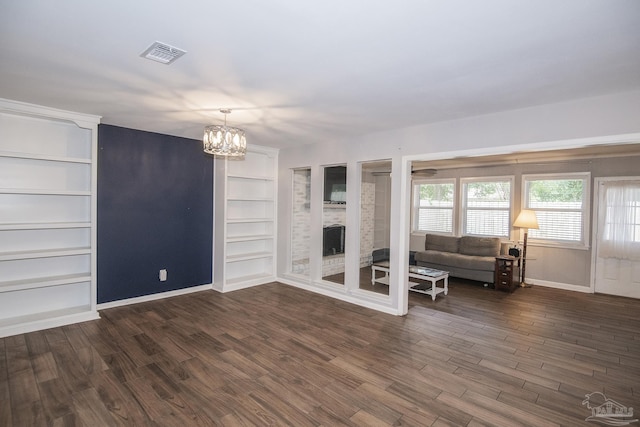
[2, 280, 639, 426]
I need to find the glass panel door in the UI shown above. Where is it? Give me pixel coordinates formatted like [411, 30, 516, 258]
[322, 165, 347, 285]
[359, 160, 391, 295]
[290, 168, 311, 277]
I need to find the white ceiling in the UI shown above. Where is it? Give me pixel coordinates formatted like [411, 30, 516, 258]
[1, 0, 639, 149]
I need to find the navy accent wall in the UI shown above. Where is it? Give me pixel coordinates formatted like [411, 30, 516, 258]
[97, 125, 213, 303]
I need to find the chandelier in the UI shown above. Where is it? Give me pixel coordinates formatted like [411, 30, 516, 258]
[203, 109, 247, 157]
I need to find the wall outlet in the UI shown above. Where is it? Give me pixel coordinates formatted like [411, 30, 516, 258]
[159, 269, 167, 281]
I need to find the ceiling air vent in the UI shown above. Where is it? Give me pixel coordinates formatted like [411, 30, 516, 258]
[140, 41, 186, 65]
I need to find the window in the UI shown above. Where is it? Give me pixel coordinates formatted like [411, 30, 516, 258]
[412, 179, 455, 234]
[598, 180, 640, 260]
[461, 177, 512, 237]
[522, 173, 590, 247]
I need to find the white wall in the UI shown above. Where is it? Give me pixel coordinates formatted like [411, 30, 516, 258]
[277, 89, 640, 314]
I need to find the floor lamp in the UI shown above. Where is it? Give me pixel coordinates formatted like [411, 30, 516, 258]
[513, 209, 539, 287]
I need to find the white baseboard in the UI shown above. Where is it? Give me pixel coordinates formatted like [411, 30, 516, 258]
[277, 275, 401, 316]
[97, 284, 213, 310]
[0, 310, 100, 338]
[212, 277, 274, 293]
[528, 278, 592, 293]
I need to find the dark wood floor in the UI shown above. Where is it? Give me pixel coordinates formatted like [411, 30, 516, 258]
[2, 280, 639, 426]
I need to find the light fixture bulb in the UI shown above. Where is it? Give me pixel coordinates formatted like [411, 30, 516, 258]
[203, 109, 247, 157]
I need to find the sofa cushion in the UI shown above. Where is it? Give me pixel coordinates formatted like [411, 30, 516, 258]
[415, 250, 495, 271]
[459, 236, 501, 257]
[372, 248, 390, 263]
[424, 234, 459, 253]
[453, 254, 496, 271]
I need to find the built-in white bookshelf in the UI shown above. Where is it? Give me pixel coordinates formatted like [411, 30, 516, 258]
[0, 98, 100, 337]
[213, 146, 278, 292]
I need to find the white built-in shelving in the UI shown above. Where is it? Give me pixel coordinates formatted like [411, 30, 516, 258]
[213, 146, 278, 291]
[0, 98, 100, 337]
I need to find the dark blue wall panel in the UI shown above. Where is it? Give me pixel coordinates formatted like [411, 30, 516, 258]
[97, 125, 213, 303]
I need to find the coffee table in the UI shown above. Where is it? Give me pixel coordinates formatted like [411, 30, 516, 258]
[371, 261, 391, 286]
[371, 262, 449, 301]
[408, 265, 449, 301]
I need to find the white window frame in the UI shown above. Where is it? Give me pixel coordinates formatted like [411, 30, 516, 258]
[460, 176, 514, 238]
[411, 178, 457, 235]
[522, 172, 590, 249]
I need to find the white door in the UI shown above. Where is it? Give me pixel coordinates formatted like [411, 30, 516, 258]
[593, 177, 640, 299]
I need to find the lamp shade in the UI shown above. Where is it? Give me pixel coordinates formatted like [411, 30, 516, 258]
[513, 209, 539, 229]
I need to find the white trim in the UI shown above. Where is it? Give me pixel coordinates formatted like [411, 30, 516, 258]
[590, 179, 599, 294]
[590, 176, 640, 295]
[460, 175, 514, 237]
[351, 287, 393, 304]
[528, 278, 592, 293]
[402, 133, 640, 164]
[288, 167, 312, 277]
[528, 241, 590, 251]
[411, 178, 456, 235]
[0, 310, 100, 339]
[0, 97, 101, 129]
[277, 276, 401, 316]
[397, 157, 412, 315]
[97, 284, 213, 310]
[90, 111, 99, 316]
[398, 133, 640, 313]
[212, 276, 273, 293]
[521, 172, 591, 249]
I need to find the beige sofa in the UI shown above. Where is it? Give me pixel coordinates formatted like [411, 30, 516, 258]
[414, 234, 503, 284]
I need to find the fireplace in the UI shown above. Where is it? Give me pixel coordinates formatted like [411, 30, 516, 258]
[323, 225, 345, 256]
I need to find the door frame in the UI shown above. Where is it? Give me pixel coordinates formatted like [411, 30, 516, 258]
[590, 176, 640, 295]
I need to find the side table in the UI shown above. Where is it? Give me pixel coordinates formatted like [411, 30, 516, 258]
[495, 255, 517, 292]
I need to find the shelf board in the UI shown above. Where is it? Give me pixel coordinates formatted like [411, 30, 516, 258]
[226, 217, 273, 224]
[0, 305, 97, 337]
[323, 203, 347, 209]
[0, 188, 91, 196]
[227, 173, 274, 181]
[225, 272, 274, 286]
[227, 197, 274, 202]
[372, 276, 390, 286]
[0, 247, 91, 261]
[226, 234, 273, 243]
[226, 251, 273, 262]
[0, 273, 92, 293]
[0, 150, 91, 164]
[0, 222, 91, 231]
[0, 99, 98, 338]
